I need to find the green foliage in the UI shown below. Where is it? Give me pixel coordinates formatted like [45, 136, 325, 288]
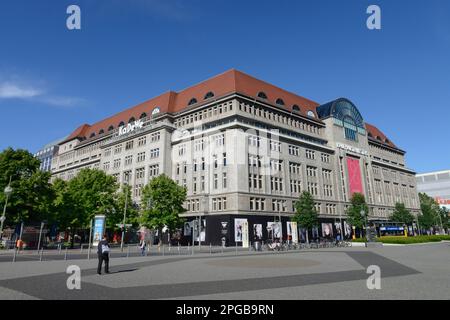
[354, 235, 450, 244]
[293, 191, 318, 229]
[140, 174, 186, 232]
[418, 193, 440, 229]
[0, 148, 54, 224]
[107, 184, 140, 229]
[346, 193, 369, 229]
[53, 169, 118, 231]
[439, 207, 449, 229]
[390, 202, 415, 225]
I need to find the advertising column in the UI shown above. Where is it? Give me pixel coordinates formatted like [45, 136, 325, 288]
[93, 215, 106, 247]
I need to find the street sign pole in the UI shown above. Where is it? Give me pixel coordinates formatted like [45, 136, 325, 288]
[36, 221, 44, 253]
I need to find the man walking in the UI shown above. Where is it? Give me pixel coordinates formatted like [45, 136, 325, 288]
[97, 235, 110, 275]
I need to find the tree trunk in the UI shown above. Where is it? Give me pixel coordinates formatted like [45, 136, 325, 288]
[306, 229, 309, 244]
[70, 228, 75, 249]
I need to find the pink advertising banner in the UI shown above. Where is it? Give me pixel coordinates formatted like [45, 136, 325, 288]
[346, 157, 364, 195]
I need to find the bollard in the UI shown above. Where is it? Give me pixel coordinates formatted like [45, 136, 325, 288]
[178, 243, 180, 255]
[80, 244, 83, 254]
[12, 247, 17, 262]
[221, 245, 224, 255]
[163, 245, 165, 256]
[169, 243, 171, 252]
[87, 245, 90, 260]
[187, 243, 190, 256]
[64, 247, 68, 260]
[127, 245, 130, 258]
[39, 248, 43, 261]
[209, 243, 212, 255]
[235, 243, 238, 255]
[58, 244, 62, 254]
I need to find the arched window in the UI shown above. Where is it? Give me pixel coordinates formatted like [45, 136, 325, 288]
[152, 107, 161, 117]
[276, 98, 285, 106]
[188, 98, 198, 106]
[140, 112, 147, 119]
[204, 91, 214, 99]
[257, 91, 268, 99]
[108, 125, 114, 131]
[128, 117, 135, 123]
[292, 105, 300, 113]
[307, 111, 315, 118]
[99, 129, 104, 135]
[119, 121, 125, 127]
[89, 132, 96, 138]
[368, 132, 373, 138]
[376, 136, 382, 141]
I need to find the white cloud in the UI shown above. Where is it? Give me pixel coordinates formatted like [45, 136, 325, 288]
[0, 82, 42, 98]
[0, 80, 85, 108]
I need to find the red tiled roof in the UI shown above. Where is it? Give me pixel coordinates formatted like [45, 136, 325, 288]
[365, 123, 397, 149]
[62, 69, 320, 143]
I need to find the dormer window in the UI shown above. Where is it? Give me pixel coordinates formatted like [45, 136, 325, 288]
[307, 111, 315, 118]
[292, 105, 300, 113]
[119, 121, 125, 127]
[108, 125, 114, 131]
[257, 91, 268, 99]
[276, 98, 285, 106]
[188, 98, 198, 106]
[99, 129, 104, 135]
[204, 91, 214, 99]
[90, 133, 96, 138]
[128, 117, 135, 123]
[140, 112, 147, 119]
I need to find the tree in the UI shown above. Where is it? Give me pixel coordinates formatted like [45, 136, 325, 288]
[293, 191, 318, 244]
[346, 193, 369, 237]
[0, 148, 54, 225]
[438, 207, 449, 231]
[53, 169, 118, 247]
[390, 202, 415, 225]
[107, 184, 140, 230]
[140, 174, 186, 241]
[418, 193, 440, 232]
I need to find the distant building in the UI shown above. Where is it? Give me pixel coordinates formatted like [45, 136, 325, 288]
[34, 137, 67, 172]
[416, 170, 450, 209]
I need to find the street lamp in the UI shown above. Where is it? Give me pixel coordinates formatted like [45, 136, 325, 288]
[120, 182, 129, 252]
[0, 178, 13, 241]
[360, 208, 367, 239]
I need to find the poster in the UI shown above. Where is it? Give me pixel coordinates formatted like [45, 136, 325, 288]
[197, 220, 206, 242]
[321, 223, 333, 239]
[234, 218, 247, 242]
[93, 215, 106, 246]
[184, 221, 192, 236]
[253, 224, 263, 241]
[220, 222, 228, 245]
[347, 157, 364, 195]
[334, 222, 343, 240]
[267, 222, 282, 239]
[344, 221, 352, 239]
[242, 221, 249, 248]
[289, 221, 298, 244]
[312, 226, 319, 240]
[299, 228, 307, 242]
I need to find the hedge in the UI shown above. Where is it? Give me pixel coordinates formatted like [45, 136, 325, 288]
[352, 235, 450, 244]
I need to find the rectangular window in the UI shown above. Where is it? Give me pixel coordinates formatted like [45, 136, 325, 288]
[150, 148, 160, 158]
[137, 152, 146, 162]
[125, 155, 133, 166]
[151, 132, 160, 142]
[222, 173, 227, 189]
[138, 136, 147, 147]
[125, 141, 134, 150]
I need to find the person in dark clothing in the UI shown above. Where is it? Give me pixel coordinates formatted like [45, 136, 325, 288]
[97, 235, 110, 275]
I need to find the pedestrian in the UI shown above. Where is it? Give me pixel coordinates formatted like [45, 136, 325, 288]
[97, 235, 110, 275]
[139, 239, 146, 256]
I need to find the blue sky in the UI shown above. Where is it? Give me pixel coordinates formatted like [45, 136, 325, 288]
[0, 0, 449, 173]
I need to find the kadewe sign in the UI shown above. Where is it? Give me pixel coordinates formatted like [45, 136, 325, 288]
[347, 157, 364, 195]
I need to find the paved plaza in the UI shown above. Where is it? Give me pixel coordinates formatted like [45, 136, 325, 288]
[0, 242, 449, 300]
